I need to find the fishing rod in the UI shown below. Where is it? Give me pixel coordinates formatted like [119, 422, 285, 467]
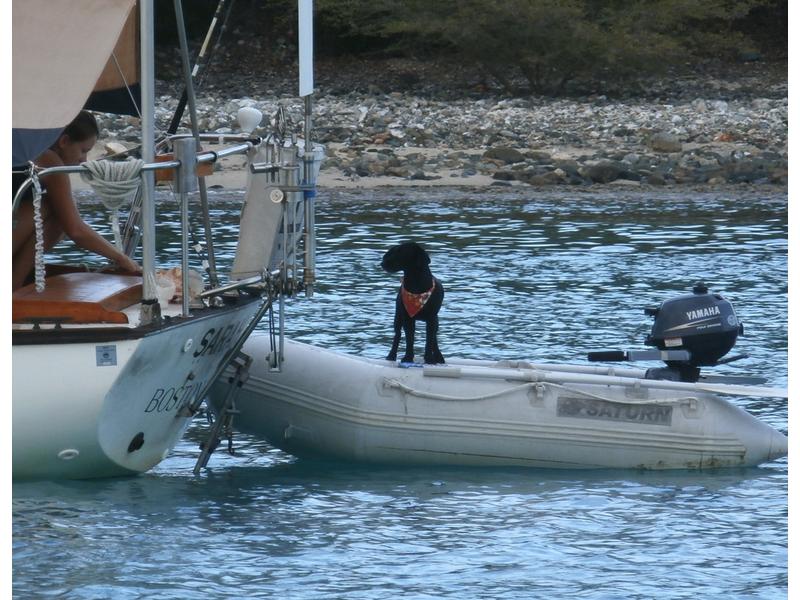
[167, 0, 236, 135]
[122, 0, 236, 271]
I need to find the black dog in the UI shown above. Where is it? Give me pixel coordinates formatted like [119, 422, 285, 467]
[381, 241, 445, 364]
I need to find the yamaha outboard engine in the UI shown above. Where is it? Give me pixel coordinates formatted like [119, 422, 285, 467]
[588, 283, 747, 383]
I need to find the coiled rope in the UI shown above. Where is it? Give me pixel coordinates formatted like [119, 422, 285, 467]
[80, 158, 144, 250]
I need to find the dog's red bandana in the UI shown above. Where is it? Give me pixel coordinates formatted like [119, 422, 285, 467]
[401, 278, 436, 317]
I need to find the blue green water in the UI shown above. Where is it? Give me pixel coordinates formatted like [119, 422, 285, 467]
[13, 187, 788, 599]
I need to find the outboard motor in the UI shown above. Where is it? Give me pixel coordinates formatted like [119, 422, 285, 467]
[645, 282, 743, 366]
[588, 283, 747, 382]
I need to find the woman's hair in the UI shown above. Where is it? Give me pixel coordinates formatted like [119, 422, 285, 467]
[62, 110, 99, 142]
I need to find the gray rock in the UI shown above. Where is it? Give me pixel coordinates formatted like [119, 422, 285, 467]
[582, 160, 623, 183]
[649, 132, 682, 153]
[618, 169, 642, 182]
[724, 159, 772, 183]
[386, 166, 411, 178]
[711, 100, 729, 112]
[696, 166, 726, 183]
[770, 168, 788, 185]
[95, 79, 786, 188]
[524, 171, 563, 186]
[483, 147, 526, 164]
[553, 159, 580, 175]
[524, 150, 552, 162]
[350, 152, 390, 176]
[609, 178, 641, 187]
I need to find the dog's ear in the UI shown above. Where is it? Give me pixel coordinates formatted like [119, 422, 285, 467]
[414, 244, 431, 268]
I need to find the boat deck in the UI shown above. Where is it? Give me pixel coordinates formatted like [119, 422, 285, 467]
[12, 271, 143, 325]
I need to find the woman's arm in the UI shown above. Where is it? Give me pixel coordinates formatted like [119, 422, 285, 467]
[39, 152, 141, 273]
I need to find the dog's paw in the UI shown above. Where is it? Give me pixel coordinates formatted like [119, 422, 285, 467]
[424, 353, 446, 365]
[401, 354, 415, 364]
[386, 352, 397, 362]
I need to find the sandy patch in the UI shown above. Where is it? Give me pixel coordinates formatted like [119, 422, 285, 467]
[73, 142, 498, 192]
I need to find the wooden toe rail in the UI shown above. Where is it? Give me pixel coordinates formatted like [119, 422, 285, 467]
[13, 272, 143, 325]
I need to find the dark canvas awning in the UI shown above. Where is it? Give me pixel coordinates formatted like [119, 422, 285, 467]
[84, 5, 141, 117]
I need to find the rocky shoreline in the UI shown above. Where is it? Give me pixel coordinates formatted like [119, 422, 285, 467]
[95, 65, 787, 189]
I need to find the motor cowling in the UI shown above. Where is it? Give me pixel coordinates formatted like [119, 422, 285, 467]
[644, 282, 743, 367]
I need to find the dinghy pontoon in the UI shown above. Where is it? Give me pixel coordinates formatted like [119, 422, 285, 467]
[206, 284, 787, 470]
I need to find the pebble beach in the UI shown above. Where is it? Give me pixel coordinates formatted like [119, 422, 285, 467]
[90, 58, 788, 190]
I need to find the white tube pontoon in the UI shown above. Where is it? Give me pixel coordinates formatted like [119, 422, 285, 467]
[209, 336, 787, 470]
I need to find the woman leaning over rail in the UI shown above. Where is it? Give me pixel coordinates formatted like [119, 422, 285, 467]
[12, 110, 141, 290]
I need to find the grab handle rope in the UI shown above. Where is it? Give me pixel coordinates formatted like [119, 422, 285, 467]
[80, 158, 144, 250]
[30, 166, 46, 292]
[384, 377, 697, 407]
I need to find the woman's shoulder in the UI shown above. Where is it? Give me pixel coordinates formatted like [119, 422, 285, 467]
[36, 148, 71, 195]
[35, 148, 64, 169]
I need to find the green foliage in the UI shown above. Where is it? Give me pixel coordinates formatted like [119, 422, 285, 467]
[164, 0, 785, 95]
[313, 0, 405, 54]
[414, 0, 619, 94]
[378, 0, 772, 94]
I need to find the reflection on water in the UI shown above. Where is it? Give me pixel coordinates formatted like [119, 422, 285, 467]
[18, 187, 787, 599]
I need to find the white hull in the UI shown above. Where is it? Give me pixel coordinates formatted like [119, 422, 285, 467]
[13, 300, 261, 479]
[210, 336, 788, 470]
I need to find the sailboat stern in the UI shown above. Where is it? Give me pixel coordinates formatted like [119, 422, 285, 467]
[95, 299, 264, 475]
[12, 297, 264, 480]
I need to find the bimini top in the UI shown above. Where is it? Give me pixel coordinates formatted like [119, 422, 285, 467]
[12, 0, 139, 166]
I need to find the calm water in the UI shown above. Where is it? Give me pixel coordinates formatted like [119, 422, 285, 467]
[13, 187, 788, 599]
